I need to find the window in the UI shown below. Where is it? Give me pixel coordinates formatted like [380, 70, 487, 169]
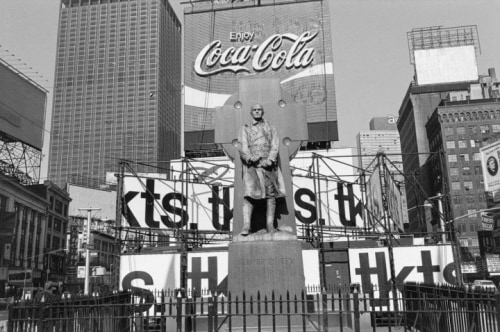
[460, 154, 469, 162]
[463, 166, 471, 175]
[0, 194, 7, 211]
[54, 219, 62, 232]
[458, 140, 467, 148]
[464, 181, 473, 190]
[473, 153, 481, 161]
[446, 141, 456, 149]
[457, 127, 465, 135]
[481, 125, 490, 134]
[493, 124, 500, 133]
[55, 200, 63, 214]
[469, 223, 477, 232]
[451, 182, 461, 190]
[445, 127, 454, 136]
[449, 168, 459, 176]
[448, 155, 457, 162]
[470, 140, 476, 148]
[475, 166, 482, 175]
[467, 209, 477, 216]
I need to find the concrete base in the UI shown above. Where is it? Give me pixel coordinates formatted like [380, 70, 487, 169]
[228, 240, 306, 329]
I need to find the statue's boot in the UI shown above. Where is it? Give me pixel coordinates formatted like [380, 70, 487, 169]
[266, 197, 277, 233]
[240, 199, 253, 236]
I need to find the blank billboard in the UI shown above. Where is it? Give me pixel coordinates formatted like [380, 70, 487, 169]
[414, 45, 478, 85]
[0, 62, 46, 150]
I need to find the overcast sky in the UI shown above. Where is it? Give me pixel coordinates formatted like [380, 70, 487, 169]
[1, 0, 499, 180]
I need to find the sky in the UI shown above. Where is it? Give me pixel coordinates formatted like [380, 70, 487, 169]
[1, 0, 499, 180]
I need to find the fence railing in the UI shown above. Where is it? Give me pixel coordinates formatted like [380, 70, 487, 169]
[7, 283, 500, 332]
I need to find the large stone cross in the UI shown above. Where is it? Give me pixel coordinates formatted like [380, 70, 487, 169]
[214, 78, 308, 237]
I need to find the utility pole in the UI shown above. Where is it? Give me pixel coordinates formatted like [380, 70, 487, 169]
[377, 152, 398, 311]
[436, 193, 446, 244]
[78, 207, 100, 295]
[114, 160, 126, 291]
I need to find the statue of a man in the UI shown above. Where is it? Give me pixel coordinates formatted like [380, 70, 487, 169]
[238, 104, 286, 236]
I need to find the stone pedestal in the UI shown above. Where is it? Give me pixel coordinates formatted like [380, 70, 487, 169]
[228, 240, 306, 329]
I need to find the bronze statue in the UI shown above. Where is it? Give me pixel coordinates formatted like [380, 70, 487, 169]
[238, 104, 286, 236]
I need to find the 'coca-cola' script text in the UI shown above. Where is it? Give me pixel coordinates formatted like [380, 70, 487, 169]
[194, 31, 318, 77]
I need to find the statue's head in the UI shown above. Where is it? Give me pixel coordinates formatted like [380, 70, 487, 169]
[250, 103, 264, 121]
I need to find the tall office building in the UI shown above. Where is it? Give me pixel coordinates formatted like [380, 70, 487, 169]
[357, 116, 402, 172]
[48, 0, 182, 189]
[357, 117, 408, 229]
[426, 72, 500, 258]
[397, 26, 481, 231]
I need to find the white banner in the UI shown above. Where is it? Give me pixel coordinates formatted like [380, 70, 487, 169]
[120, 254, 181, 291]
[123, 176, 365, 234]
[480, 140, 500, 193]
[349, 245, 456, 295]
[120, 250, 320, 296]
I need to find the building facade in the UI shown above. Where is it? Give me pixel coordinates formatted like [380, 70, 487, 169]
[28, 181, 72, 284]
[48, 0, 182, 189]
[357, 117, 407, 230]
[357, 130, 402, 172]
[0, 177, 70, 296]
[398, 26, 481, 232]
[183, 0, 337, 155]
[426, 98, 500, 258]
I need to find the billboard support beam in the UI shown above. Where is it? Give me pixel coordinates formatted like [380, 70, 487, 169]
[0, 134, 41, 185]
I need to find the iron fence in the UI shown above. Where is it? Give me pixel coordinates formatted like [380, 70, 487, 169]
[7, 283, 500, 332]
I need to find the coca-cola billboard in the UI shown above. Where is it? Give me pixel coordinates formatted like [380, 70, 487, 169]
[184, 1, 338, 151]
[194, 31, 317, 76]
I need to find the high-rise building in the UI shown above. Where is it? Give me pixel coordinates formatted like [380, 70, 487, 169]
[357, 117, 408, 229]
[397, 26, 481, 231]
[426, 76, 500, 258]
[357, 117, 402, 172]
[183, 0, 338, 156]
[48, 0, 182, 189]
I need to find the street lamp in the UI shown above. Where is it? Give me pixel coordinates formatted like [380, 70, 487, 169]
[426, 194, 447, 244]
[407, 201, 434, 235]
[423, 193, 463, 284]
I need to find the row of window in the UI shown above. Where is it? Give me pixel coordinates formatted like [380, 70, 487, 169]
[456, 222, 478, 234]
[458, 237, 479, 247]
[448, 152, 482, 163]
[451, 181, 476, 191]
[452, 193, 486, 204]
[444, 124, 500, 136]
[449, 166, 482, 177]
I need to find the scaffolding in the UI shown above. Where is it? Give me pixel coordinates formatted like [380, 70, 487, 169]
[407, 25, 481, 65]
[0, 132, 41, 185]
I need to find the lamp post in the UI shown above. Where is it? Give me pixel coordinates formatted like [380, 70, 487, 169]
[426, 194, 447, 243]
